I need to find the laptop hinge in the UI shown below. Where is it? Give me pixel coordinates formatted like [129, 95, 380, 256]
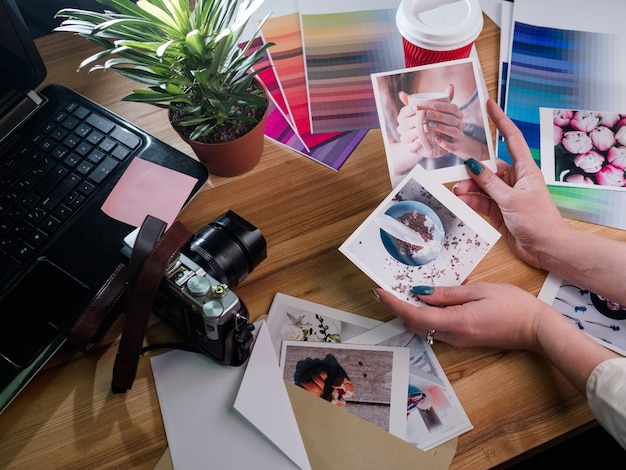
[0, 89, 47, 146]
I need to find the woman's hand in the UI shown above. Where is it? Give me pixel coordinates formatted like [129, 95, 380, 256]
[373, 284, 544, 352]
[396, 84, 467, 155]
[453, 99, 571, 269]
[372, 283, 621, 396]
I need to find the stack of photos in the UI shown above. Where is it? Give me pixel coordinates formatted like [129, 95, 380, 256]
[349, 319, 473, 450]
[266, 293, 472, 450]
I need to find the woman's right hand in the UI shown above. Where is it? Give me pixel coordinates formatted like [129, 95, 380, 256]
[453, 98, 571, 270]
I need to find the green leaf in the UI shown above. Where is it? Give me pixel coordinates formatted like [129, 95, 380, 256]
[136, 0, 179, 30]
[185, 29, 204, 58]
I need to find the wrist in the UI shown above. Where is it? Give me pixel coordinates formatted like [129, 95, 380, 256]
[528, 222, 576, 273]
[532, 301, 578, 356]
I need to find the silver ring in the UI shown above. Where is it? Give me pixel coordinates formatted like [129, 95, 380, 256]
[426, 329, 436, 345]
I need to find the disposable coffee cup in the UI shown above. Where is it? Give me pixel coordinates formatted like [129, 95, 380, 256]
[396, 0, 484, 67]
[408, 91, 451, 157]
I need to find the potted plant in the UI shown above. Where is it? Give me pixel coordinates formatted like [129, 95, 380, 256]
[54, 0, 273, 177]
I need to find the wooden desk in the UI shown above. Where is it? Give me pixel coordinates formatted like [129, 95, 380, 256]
[1, 15, 624, 469]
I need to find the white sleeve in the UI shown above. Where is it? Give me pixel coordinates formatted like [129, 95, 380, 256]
[586, 357, 626, 450]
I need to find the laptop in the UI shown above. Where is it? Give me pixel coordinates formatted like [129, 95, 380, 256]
[0, 0, 208, 413]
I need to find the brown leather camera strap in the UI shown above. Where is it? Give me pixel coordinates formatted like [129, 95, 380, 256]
[112, 217, 191, 393]
[68, 215, 192, 393]
[67, 215, 167, 352]
[67, 262, 128, 352]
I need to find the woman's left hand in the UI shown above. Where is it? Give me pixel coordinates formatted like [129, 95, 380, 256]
[373, 283, 544, 352]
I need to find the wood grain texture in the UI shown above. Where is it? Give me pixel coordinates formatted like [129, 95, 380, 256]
[1, 15, 625, 469]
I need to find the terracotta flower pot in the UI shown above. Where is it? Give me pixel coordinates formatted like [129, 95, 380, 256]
[171, 106, 268, 178]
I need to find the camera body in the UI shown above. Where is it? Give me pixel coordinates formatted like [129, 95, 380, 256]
[122, 210, 266, 365]
[159, 251, 252, 364]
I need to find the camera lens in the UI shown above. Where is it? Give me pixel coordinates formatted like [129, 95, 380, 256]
[181, 210, 267, 287]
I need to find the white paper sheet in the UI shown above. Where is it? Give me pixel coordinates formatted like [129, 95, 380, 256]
[150, 346, 297, 470]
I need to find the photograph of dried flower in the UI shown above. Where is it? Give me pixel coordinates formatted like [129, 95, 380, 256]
[265, 293, 383, 362]
[280, 341, 409, 439]
[540, 107, 626, 190]
[339, 165, 500, 306]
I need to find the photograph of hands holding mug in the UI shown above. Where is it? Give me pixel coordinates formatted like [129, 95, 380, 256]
[375, 59, 491, 183]
[372, 99, 626, 450]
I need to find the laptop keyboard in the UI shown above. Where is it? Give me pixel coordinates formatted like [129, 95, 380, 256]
[0, 100, 142, 286]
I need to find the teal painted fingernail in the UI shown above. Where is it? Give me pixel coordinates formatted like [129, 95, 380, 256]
[411, 286, 434, 295]
[465, 158, 483, 175]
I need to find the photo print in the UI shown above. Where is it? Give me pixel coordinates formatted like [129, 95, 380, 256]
[280, 341, 409, 439]
[371, 57, 497, 187]
[349, 318, 473, 450]
[265, 292, 383, 362]
[540, 107, 626, 191]
[339, 164, 500, 307]
[538, 272, 626, 356]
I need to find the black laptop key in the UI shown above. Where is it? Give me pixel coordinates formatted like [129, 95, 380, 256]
[13, 241, 34, 260]
[98, 137, 117, 153]
[110, 126, 141, 149]
[86, 130, 104, 146]
[86, 112, 115, 134]
[89, 156, 119, 183]
[36, 166, 68, 196]
[31, 156, 56, 178]
[72, 105, 90, 120]
[40, 172, 80, 210]
[62, 115, 80, 131]
[50, 127, 68, 141]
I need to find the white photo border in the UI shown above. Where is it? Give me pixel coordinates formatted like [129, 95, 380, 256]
[371, 57, 497, 188]
[348, 318, 473, 451]
[339, 163, 501, 307]
[280, 340, 409, 439]
[540, 107, 626, 192]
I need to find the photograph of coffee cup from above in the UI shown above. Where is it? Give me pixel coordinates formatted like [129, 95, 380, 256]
[339, 164, 500, 306]
[372, 57, 496, 188]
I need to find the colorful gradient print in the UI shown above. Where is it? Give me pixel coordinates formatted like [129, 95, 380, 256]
[300, 8, 404, 133]
[502, 22, 626, 229]
[261, 12, 342, 149]
[243, 37, 367, 170]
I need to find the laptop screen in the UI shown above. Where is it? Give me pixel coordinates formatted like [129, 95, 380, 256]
[0, 0, 46, 118]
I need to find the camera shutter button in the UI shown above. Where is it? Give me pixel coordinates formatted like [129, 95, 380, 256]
[187, 275, 211, 296]
[202, 300, 223, 319]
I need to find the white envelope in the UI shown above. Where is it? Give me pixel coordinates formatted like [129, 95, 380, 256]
[233, 322, 311, 469]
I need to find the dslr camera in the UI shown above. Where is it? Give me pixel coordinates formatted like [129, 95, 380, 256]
[123, 210, 266, 366]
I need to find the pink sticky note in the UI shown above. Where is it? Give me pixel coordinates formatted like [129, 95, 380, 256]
[101, 157, 198, 228]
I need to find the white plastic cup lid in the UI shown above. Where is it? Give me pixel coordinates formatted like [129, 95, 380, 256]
[396, 0, 484, 51]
